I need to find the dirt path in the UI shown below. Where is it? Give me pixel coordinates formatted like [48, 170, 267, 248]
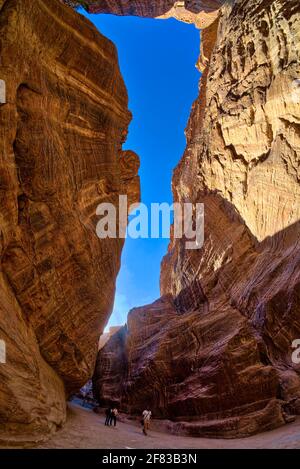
[39, 403, 300, 449]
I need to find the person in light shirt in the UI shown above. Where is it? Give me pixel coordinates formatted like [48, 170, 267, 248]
[142, 409, 152, 435]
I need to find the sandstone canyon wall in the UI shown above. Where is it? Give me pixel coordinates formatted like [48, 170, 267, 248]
[64, 0, 224, 28]
[0, 0, 139, 445]
[93, 0, 300, 437]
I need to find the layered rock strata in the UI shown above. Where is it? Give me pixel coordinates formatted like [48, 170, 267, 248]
[67, 0, 225, 29]
[0, 0, 139, 445]
[64, 0, 224, 21]
[94, 0, 300, 437]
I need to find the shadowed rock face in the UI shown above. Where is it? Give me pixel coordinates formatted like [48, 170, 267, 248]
[93, 326, 128, 406]
[94, 0, 300, 437]
[63, 0, 225, 28]
[0, 0, 139, 444]
[65, 0, 223, 16]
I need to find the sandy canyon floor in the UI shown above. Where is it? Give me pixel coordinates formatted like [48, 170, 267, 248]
[38, 403, 300, 449]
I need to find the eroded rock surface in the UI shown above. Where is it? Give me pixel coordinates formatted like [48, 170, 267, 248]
[0, 0, 139, 444]
[1, 0, 299, 444]
[63, 0, 224, 28]
[93, 326, 128, 406]
[94, 0, 300, 437]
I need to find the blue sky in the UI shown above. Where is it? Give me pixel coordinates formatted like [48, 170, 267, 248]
[83, 12, 200, 329]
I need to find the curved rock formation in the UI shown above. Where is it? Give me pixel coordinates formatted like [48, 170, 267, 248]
[63, 0, 224, 28]
[1, 0, 299, 444]
[0, 0, 139, 445]
[94, 0, 300, 437]
[93, 326, 128, 406]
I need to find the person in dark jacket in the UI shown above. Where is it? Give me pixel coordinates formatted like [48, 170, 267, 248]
[105, 407, 111, 426]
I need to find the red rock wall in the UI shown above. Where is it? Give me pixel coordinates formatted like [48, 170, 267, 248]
[93, 325, 128, 406]
[94, 0, 300, 437]
[66, 0, 223, 17]
[0, 0, 139, 445]
[63, 0, 224, 29]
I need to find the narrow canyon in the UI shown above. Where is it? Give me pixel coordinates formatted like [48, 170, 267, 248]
[0, 0, 300, 445]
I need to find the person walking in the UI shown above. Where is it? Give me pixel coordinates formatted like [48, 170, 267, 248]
[142, 409, 152, 435]
[105, 407, 111, 426]
[110, 407, 118, 427]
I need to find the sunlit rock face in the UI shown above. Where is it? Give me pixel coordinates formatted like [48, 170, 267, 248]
[0, 0, 139, 445]
[94, 0, 300, 437]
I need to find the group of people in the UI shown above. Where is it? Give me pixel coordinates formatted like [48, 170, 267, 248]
[104, 406, 152, 435]
[104, 407, 118, 426]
